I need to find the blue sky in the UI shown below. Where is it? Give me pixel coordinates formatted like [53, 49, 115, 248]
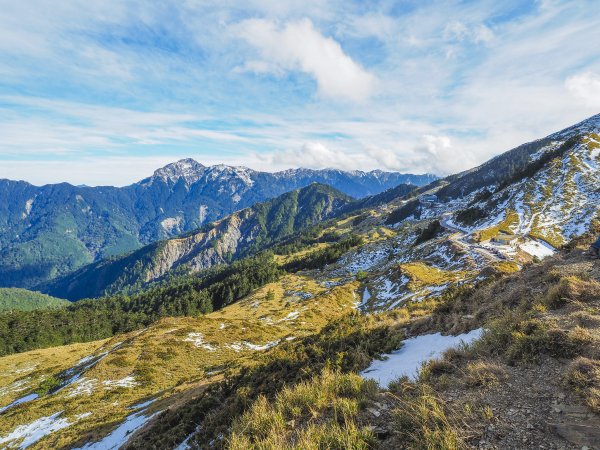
[0, 0, 599, 185]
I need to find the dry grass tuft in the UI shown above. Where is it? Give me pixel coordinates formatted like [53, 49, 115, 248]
[227, 369, 377, 450]
[563, 357, 600, 413]
[463, 361, 508, 388]
[543, 276, 600, 309]
[390, 382, 468, 450]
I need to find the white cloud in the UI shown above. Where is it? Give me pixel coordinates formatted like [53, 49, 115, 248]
[259, 142, 355, 170]
[444, 21, 494, 44]
[1, 0, 600, 186]
[565, 72, 600, 107]
[233, 18, 376, 101]
[0, 96, 248, 156]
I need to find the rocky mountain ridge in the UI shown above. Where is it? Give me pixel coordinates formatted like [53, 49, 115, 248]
[0, 161, 434, 288]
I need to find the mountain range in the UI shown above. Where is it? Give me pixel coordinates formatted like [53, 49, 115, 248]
[0, 162, 435, 289]
[0, 114, 599, 450]
[43, 183, 354, 300]
[31, 114, 600, 300]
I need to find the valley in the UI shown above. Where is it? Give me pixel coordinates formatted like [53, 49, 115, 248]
[0, 162, 434, 289]
[0, 114, 599, 449]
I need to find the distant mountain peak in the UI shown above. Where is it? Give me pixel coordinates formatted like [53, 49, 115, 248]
[151, 158, 206, 185]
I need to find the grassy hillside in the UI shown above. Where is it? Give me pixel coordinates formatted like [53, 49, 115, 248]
[0, 117, 599, 449]
[0, 288, 68, 311]
[130, 236, 600, 450]
[0, 208, 598, 449]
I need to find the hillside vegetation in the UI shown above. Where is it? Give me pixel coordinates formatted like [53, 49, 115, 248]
[0, 288, 67, 311]
[0, 115, 599, 449]
[41, 183, 353, 300]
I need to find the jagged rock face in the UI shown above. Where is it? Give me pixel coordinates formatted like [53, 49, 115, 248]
[0, 162, 433, 288]
[144, 213, 246, 282]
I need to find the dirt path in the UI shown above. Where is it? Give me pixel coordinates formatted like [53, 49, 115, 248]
[440, 216, 501, 263]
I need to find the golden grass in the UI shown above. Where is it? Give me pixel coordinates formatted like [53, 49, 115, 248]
[399, 262, 471, 291]
[493, 261, 520, 274]
[476, 209, 520, 243]
[0, 275, 360, 449]
[227, 369, 377, 450]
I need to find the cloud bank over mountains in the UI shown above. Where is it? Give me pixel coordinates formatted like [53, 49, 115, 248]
[0, 0, 599, 185]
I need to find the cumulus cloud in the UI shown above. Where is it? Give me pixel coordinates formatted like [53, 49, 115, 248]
[255, 137, 461, 175]
[259, 142, 357, 170]
[233, 18, 376, 101]
[565, 72, 600, 107]
[414, 135, 463, 175]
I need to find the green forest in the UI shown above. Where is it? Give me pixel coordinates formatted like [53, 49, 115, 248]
[0, 253, 281, 356]
[0, 288, 68, 311]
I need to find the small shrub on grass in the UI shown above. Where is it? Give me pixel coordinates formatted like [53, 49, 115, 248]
[476, 316, 589, 364]
[544, 276, 600, 309]
[35, 375, 62, 395]
[419, 359, 457, 382]
[506, 325, 586, 363]
[563, 357, 600, 413]
[463, 361, 508, 388]
[355, 271, 368, 281]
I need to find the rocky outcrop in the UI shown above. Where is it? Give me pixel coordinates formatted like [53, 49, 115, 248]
[43, 183, 353, 299]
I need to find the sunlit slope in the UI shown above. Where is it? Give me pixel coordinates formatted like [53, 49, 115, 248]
[0, 273, 358, 449]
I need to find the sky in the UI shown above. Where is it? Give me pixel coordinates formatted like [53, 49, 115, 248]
[0, 0, 599, 186]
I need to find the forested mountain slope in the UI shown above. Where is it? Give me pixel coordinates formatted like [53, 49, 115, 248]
[0, 288, 67, 312]
[0, 160, 434, 289]
[0, 114, 599, 449]
[42, 183, 353, 300]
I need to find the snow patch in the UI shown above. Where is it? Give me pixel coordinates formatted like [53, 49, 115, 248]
[0, 393, 39, 414]
[73, 406, 160, 450]
[226, 340, 280, 352]
[0, 411, 74, 449]
[519, 240, 555, 259]
[277, 311, 299, 322]
[102, 376, 138, 389]
[361, 287, 371, 307]
[341, 246, 388, 274]
[183, 332, 217, 351]
[0, 379, 31, 397]
[243, 341, 279, 351]
[361, 329, 483, 387]
[66, 378, 97, 398]
[174, 425, 201, 450]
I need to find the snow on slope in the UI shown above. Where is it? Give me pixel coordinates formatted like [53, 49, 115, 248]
[449, 127, 600, 248]
[360, 329, 483, 387]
